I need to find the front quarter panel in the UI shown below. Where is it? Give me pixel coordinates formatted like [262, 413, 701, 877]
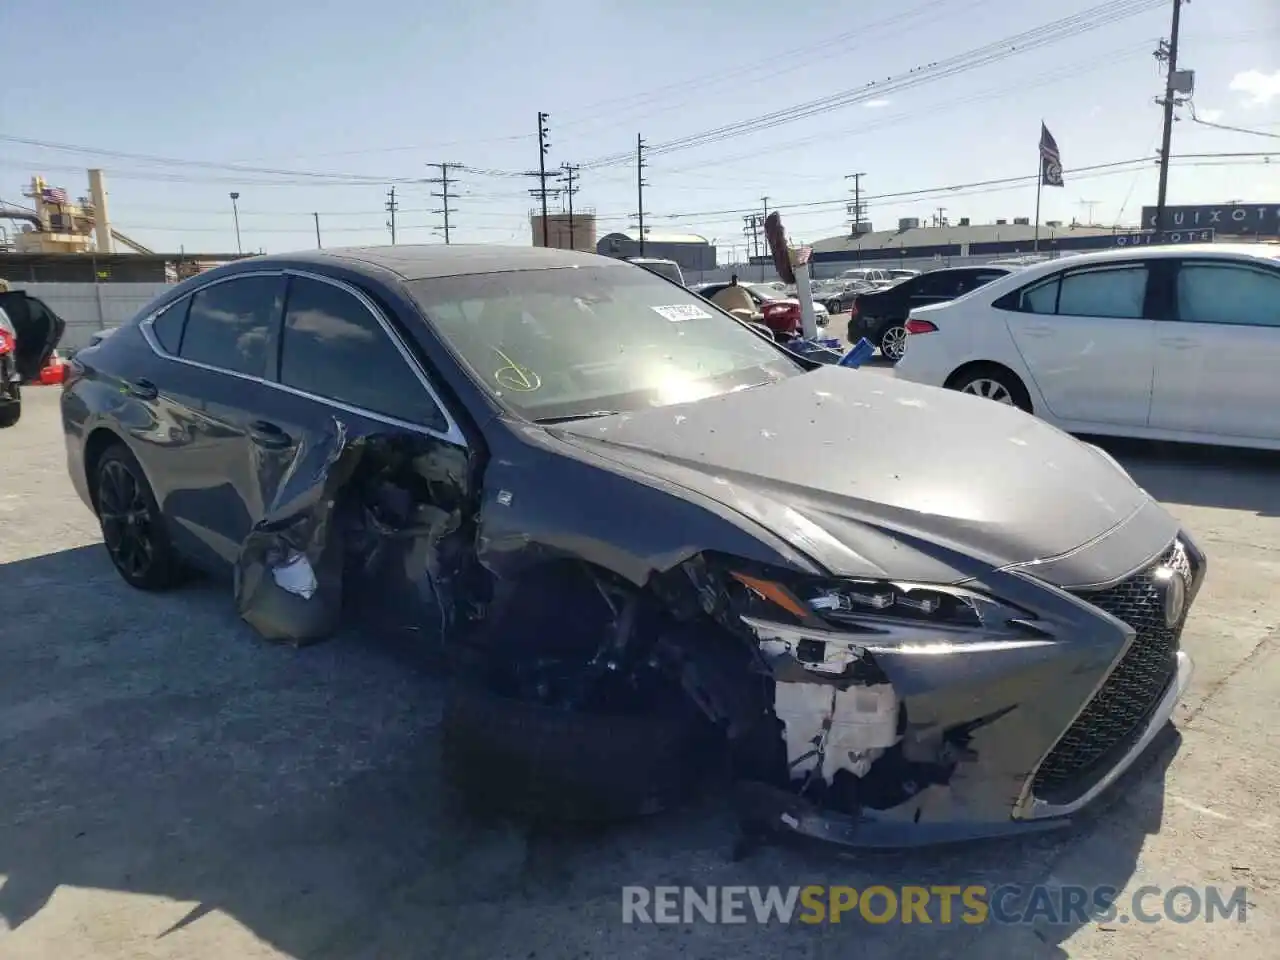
[475, 419, 823, 585]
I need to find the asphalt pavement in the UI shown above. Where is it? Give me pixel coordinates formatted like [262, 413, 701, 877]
[0, 384, 1276, 959]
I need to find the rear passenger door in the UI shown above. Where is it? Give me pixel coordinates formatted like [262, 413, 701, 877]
[141, 273, 287, 569]
[998, 262, 1156, 427]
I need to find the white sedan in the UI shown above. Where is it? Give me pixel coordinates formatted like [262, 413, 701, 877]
[892, 243, 1280, 450]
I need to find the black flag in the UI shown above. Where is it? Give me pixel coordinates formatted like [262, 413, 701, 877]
[1039, 123, 1064, 187]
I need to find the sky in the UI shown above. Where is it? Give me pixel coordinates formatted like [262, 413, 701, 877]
[1, 0, 1278, 258]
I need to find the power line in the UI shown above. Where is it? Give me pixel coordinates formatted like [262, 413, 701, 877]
[426, 162, 460, 244]
[581, 0, 1167, 169]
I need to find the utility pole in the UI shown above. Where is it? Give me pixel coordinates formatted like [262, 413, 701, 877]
[313, 212, 321, 249]
[1079, 199, 1100, 225]
[742, 214, 762, 261]
[537, 112, 551, 247]
[845, 173, 866, 235]
[385, 186, 398, 244]
[560, 163, 580, 250]
[636, 134, 649, 256]
[426, 162, 459, 244]
[229, 192, 242, 254]
[1154, 0, 1185, 230]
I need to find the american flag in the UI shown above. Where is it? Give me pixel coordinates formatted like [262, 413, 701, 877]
[41, 186, 69, 205]
[1039, 124, 1064, 187]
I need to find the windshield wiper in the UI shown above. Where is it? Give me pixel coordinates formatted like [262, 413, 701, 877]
[534, 410, 622, 424]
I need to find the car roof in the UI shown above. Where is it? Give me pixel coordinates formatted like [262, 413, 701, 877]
[1020, 242, 1279, 270]
[226, 244, 625, 282]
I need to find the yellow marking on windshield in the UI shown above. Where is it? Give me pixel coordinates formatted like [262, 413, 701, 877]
[493, 347, 542, 392]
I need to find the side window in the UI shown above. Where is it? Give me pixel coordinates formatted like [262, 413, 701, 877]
[1175, 262, 1280, 328]
[914, 273, 952, 297]
[151, 298, 189, 354]
[180, 276, 283, 377]
[1019, 277, 1060, 314]
[279, 276, 447, 430]
[1057, 266, 1148, 319]
[974, 271, 1007, 287]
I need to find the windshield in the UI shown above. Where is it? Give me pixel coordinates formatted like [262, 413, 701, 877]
[410, 266, 804, 421]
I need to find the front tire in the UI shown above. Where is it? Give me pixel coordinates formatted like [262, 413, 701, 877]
[94, 444, 180, 590]
[441, 677, 715, 823]
[0, 400, 19, 428]
[948, 364, 1033, 412]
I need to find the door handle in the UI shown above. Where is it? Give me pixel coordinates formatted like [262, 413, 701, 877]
[248, 420, 292, 449]
[128, 378, 158, 400]
[1159, 337, 1197, 350]
[1022, 326, 1054, 338]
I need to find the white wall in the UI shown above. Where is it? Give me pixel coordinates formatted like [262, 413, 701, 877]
[9, 282, 171, 352]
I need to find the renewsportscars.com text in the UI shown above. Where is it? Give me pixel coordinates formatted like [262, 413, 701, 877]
[621, 884, 1248, 926]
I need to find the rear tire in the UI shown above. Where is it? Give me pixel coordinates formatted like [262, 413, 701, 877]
[878, 323, 909, 362]
[946, 363, 1033, 413]
[93, 444, 181, 591]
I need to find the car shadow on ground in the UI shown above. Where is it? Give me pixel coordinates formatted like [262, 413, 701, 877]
[0, 544, 1172, 958]
[1087, 436, 1280, 517]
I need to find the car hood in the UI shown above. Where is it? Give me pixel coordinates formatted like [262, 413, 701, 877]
[552, 367, 1168, 584]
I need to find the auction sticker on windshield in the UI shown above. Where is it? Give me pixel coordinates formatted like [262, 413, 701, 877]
[652, 304, 713, 322]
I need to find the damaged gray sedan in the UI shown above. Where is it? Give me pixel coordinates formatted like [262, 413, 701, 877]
[61, 245, 1205, 847]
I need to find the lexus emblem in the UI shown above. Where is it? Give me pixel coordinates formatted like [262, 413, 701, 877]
[1154, 566, 1187, 627]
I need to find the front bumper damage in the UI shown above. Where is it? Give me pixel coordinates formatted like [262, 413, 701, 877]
[683, 538, 1204, 848]
[216, 410, 1203, 850]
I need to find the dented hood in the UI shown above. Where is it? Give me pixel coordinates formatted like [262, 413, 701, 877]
[552, 367, 1162, 580]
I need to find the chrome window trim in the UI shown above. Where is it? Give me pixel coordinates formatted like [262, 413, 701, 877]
[137, 268, 468, 448]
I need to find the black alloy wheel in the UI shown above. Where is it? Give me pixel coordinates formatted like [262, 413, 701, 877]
[95, 446, 178, 590]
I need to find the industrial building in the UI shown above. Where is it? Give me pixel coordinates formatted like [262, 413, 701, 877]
[530, 210, 598, 252]
[1, 171, 246, 282]
[808, 216, 1126, 270]
[596, 230, 717, 271]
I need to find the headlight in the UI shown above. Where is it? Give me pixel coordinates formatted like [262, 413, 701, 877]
[730, 570, 1033, 634]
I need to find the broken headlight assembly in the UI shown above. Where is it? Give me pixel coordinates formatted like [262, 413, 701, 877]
[724, 569, 1044, 671]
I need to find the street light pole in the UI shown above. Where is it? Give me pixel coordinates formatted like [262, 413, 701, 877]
[229, 192, 242, 254]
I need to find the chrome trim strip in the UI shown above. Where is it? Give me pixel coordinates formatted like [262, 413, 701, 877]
[1016, 650, 1192, 820]
[136, 268, 468, 448]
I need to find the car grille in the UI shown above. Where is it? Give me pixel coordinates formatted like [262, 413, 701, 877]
[1031, 540, 1194, 804]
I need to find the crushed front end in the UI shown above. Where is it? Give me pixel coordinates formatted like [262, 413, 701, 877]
[667, 536, 1205, 848]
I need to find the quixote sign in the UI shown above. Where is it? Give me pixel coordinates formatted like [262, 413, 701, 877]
[1114, 228, 1215, 246]
[1140, 203, 1280, 235]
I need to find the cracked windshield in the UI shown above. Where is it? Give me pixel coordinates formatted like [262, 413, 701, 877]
[0, 0, 1276, 958]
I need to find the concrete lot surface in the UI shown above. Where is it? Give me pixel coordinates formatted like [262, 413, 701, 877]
[0, 384, 1276, 959]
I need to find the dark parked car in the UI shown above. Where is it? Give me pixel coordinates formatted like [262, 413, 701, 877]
[62, 245, 1203, 846]
[849, 266, 1013, 362]
[0, 286, 66, 428]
